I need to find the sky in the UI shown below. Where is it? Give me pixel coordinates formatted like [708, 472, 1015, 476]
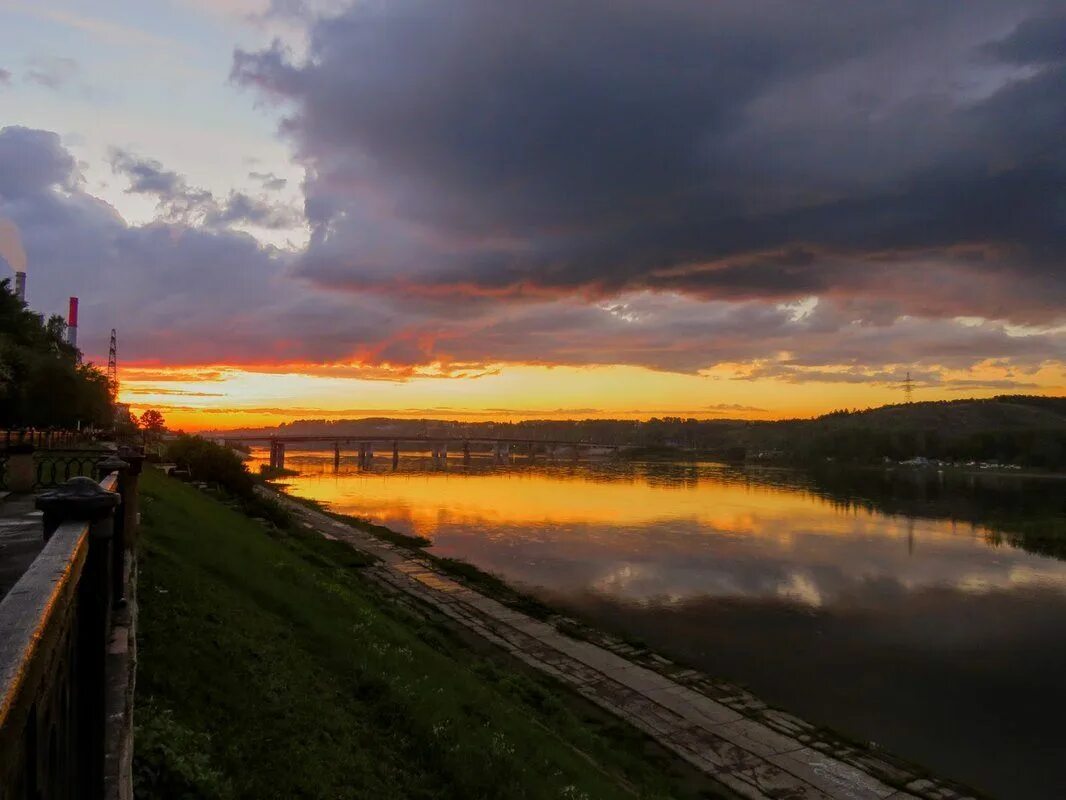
[0, 0, 1063, 430]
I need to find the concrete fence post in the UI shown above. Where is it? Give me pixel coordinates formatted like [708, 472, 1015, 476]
[96, 456, 131, 606]
[7, 443, 35, 493]
[36, 476, 121, 799]
[117, 447, 145, 544]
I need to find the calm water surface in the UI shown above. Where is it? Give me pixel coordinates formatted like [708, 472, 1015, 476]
[254, 449, 1066, 799]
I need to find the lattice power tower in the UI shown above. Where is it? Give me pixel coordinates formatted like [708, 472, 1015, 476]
[107, 329, 118, 401]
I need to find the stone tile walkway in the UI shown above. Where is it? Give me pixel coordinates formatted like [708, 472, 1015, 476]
[0, 493, 45, 602]
[270, 489, 979, 800]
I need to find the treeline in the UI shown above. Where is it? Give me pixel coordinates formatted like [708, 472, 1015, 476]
[759, 426, 1066, 469]
[0, 280, 112, 428]
[743, 397, 1066, 469]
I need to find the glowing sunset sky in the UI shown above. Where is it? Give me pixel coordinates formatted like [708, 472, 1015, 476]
[1, 1, 1063, 430]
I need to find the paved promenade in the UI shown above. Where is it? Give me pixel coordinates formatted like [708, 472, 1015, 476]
[0, 493, 44, 602]
[271, 489, 979, 800]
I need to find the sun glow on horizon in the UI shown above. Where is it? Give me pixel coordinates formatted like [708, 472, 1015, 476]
[117, 360, 1066, 431]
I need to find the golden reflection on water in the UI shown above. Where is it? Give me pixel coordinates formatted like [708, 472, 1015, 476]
[251, 450, 1066, 607]
[266, 452, 967, 542]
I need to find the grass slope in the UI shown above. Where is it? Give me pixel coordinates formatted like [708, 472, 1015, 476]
[135, 469, 709, 800]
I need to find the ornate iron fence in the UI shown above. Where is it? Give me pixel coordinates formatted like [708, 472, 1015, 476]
[0, 450, 113, 491]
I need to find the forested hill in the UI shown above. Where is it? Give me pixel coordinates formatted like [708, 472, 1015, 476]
[0, 280, 113, 428]
[740, 396, 1066, 468]
[798, 396, 1066, 432]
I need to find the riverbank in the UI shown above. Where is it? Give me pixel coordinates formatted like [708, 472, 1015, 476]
[133, 468, 718, 799]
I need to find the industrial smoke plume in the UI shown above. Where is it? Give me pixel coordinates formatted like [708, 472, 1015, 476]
[0, 218, 27, 301]
[0, 218, 27, 273]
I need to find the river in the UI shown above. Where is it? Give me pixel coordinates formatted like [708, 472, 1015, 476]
[250, 447, 1066, 799]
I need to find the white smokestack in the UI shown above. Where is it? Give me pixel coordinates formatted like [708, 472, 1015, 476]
[14, 272, 26, 302]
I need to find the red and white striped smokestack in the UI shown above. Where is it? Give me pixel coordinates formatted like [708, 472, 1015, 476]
[67, 297, 78, 349]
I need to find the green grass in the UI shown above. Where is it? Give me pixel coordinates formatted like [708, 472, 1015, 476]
[135, 469, 714, 800]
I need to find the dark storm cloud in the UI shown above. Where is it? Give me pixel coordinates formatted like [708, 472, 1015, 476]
[232, 0, 1066, 324]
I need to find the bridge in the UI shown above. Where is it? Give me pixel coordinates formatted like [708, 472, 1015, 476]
[220, 434, 624, 471]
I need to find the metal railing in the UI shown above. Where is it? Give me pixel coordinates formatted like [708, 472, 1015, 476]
[0, 452, 143, 799]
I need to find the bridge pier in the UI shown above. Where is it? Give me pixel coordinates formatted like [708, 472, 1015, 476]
[427, 441, 445, 466]
[333, 441, 341, 471]
[392, 441, 399, 469]
[494, 442, 510, 463]
[268, 439, 286, 470]
[463, 441, 470, 463]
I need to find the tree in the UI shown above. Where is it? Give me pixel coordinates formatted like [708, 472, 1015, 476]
[115, 407, 140, 436]
[166, 435, 254, 496]
[0, 279, 113, 428]
[140, 409, 167, 433]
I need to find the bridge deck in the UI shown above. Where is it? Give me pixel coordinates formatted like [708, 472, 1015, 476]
[225, 435, 621, 447]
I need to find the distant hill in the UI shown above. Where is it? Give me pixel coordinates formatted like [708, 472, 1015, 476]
[811, 397, 1065, 431]
[740, 396, 1066, 468]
